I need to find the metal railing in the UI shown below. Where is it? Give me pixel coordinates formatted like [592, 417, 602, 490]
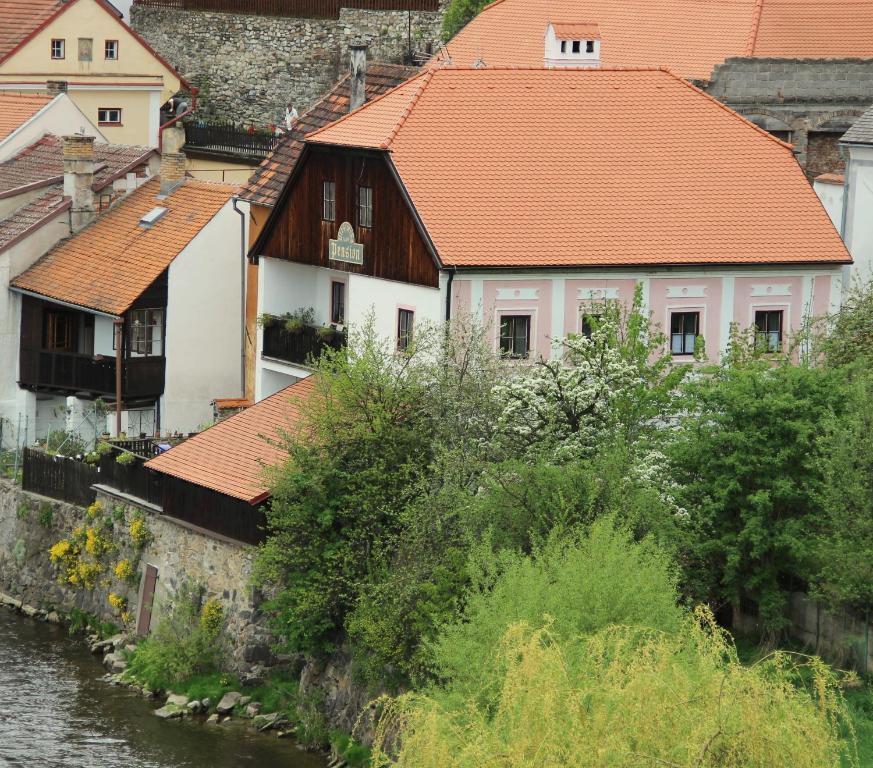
[183, 120, 282, 160]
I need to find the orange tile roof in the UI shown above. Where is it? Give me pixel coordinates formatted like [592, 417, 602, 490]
[0, 94, 54, 142]
[147, 377, 316, 503]
[11, 177, 236, 315]
[308, 67, 850, 269]
[437, 0, 873, 80]
[551, 23, 601, 40]
[0, 0, 61, 61]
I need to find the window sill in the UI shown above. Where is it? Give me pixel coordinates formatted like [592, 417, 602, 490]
[98, 122, 123, 127]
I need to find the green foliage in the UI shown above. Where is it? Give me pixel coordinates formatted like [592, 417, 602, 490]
[175, 672, 241, 704]
[16, 501, 30, 520]
[37, 502, 53, 527]
[45, 429, 86, 457]
[373, 608, 856, 768]
[125, 585, 226, 691]
[115, 450, 136, 466]
[330, 730, 371, 768]
[821, 280, 873, 367]
[427, 519, 683, 708]
[670, 342, 847, 635]
[67, 608, 118, 639]
[441, 0, 490, 41]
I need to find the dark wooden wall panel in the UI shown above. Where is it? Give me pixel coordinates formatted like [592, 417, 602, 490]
[260, 148, 439, 288]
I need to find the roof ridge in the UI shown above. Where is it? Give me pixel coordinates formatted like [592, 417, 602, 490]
[380, 65, 438, 150]
[305, 70, 429, 144]
[746, 0, 764, 55]
[660, 67, 794, 151]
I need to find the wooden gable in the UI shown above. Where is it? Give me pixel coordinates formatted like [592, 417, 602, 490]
[253, 145, 440, 289]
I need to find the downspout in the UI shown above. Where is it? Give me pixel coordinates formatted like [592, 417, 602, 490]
[114, 319, 123, 437]
[233, 197, 246, 398]
[158, 87, 199, 152]
[444, 267, 455, 321]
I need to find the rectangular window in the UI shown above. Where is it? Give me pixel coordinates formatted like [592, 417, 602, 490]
[670, 311, 699, 355]
[78, 38, 92, 62]
[499, 315, 531, 359]
[560, 40, 567, 53]
[50, 39, 65, 59]
[105, 40, 118, 60]
[322, 181, 336, 222]
[98, 108, 122, 125]
[572, 40, 581, 53]
[43, 311, 74, 351]
[397, 308, 414, 352]
[754, 310, 783, 352]
[128, 308, 164, 357]
[586, 40, 595, 53]
[581, 313, 601, 339]
[331, 281, 345, 324]
[358, 185, 372, 228]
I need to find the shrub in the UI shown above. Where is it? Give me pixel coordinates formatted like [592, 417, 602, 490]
[116, 451, 136, 466]
[37, 503, 53, 527]
[114, 559, 135, 583]
[128, 513, 151, 549]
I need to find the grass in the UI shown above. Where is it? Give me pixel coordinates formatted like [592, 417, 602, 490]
[67, 608, 118, 640]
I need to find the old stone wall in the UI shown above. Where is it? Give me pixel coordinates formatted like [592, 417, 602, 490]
[0, 480, 273, 674]
[131, 4, 446, 123]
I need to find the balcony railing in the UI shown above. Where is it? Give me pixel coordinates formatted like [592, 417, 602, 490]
[19, 348, 116, 395]
[262, 323, 346, 367]
[183, 120, 282, 160]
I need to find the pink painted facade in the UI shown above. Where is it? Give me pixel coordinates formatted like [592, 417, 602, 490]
[453, 269, 842, 361]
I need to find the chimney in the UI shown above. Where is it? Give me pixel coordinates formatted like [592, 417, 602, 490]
[159, 151, 186, 196]
[63, 135, 95, 232]
[349, 42, 367, 112]
[46, 80, 68, 97]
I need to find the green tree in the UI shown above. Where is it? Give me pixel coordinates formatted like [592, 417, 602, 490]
[441, 0, 490, 41]
[820, 279, 873, 367]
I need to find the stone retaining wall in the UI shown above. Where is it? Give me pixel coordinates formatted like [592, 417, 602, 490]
[131, 4, 446, 123]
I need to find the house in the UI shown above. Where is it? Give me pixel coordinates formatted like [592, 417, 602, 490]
[436, 0, 873, 178]
[236, 48, 417, 400]
[815, 107, 873, 282]
[0, 133, 159, 444]
[0, 0, 189, 147]
[0, 91, 104, 162]
[145, 376, 316, 544]
[249, 66, 848, 398]
[9, 143, 244, 439]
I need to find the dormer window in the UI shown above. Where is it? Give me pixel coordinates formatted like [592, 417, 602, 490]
[572, 40, 581, 53]
[586, 40, 595, 53]
[545, 22, 601, 68]
[560, 40, 566, 53]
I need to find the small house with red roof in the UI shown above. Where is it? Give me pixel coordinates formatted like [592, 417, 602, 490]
[249, 66, 849, 398]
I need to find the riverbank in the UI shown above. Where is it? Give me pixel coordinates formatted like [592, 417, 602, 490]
[0, 606, 326, 767]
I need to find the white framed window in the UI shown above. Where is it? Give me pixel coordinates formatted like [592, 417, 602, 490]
[755, 310, 783, 352]
[358, 185, 372, 228]
[499, 315, 531, 359]
[98, 108, 122, 125]
[105, 40, 118, 60]
[397, 308, 414, 352]
[670, 311, 700, 355]
[50, 39, 65, 59]
[128, 308, 164, 357]
[322, 180, 336, 221]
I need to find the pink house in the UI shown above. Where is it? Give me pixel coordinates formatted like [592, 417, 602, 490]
[249, 67, 848, 395]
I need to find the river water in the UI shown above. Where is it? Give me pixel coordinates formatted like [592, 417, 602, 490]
[0, 609, 325, 768]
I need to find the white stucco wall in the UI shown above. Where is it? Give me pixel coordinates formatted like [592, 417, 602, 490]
[160, 197, 244, 433]
[346, 272, 442, 344]
[813, 179, 845, 233]
[0, 94, 105, 162]
[842, 146, 873, 282]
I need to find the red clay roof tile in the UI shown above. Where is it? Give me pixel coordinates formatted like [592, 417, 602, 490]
[0, 94, 54, 142]
[0, 0, 61, 62]
[308, 67, 849, 269]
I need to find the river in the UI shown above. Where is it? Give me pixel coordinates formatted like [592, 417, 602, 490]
[0, 609, 326, 768]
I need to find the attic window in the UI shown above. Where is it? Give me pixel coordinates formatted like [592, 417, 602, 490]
[139, 206, 168, 228]
[560, 40, 567, 53]
[572, 40, 581, 53]
[586, 40, 595, 53]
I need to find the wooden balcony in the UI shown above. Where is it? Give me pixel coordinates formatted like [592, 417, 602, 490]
[262, 323, 346, 367]
[183, 120, 281, 161]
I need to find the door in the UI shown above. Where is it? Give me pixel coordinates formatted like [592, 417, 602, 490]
[136, 564, 158, 636]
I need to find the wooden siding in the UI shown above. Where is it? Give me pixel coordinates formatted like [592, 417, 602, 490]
[258, 147, 439, 288]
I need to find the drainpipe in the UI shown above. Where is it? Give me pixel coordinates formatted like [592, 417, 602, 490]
[233, 197, 246, 398]
[444, 267, 455, 321]
[114, 319, 123, 437]
[158, 87, 199, 152]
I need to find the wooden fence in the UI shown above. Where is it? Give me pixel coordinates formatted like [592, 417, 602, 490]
[184, 121, 281, 160]
[133, 0, 439, 17]
[22, 449, 98, 508]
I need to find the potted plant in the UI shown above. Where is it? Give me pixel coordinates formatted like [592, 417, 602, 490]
[317, 325, 336, 341]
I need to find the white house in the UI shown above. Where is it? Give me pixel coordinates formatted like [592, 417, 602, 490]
[248, 67, 848, 400]
[9, 145, 245, 439]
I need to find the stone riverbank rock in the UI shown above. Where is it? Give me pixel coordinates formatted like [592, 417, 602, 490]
[216, 691, 242, 714]
[165, 693, 189, 708]
[206, 713, 220, 725]
[244, 702, 261, 718]
[102, 653, 127, 673]
[154, 704, 184, 719]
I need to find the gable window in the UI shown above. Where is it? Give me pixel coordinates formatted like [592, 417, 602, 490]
[500, 315, 531, 359]
[331, 281, 345, 324]
[670, 311, 699, 355]
[572, 40, 581, 53]
[586, 40, 595, 53]
[358, 185, 372, 228]
[105, 40, 119, 60]
[78, 38, 93, 62]
[98, 108, 122, 125]
[754, 310, 783, 352]
[322, 181, 336, 222]
[129, 308, 164, 357]
[581, 312, 601, 339]
[397, 308, 414, 352]
[50, 39, 65, 59]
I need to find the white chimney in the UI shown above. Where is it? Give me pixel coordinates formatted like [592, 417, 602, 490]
[62, 134, 95, 233]
[349, 42, 367, 112]
[544, 22, 601, 68]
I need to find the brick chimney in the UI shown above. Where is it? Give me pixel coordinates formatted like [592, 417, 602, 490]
[46, 80, 68, 96]
[63, 135, 95, 233]
[159, 151, 186, 196]
[349, 42, 367, 112]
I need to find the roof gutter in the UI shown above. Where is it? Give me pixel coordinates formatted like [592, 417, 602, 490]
[8, 286, 121, 320]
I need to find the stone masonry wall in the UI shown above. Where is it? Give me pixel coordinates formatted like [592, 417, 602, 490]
[0, 480, 273, 675]
[131, 4, 446, 123]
